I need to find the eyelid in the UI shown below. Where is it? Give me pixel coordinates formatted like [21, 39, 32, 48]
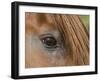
[39, 33, 56, 40]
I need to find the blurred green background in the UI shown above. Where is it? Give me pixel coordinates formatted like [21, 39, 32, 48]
[80, 15, 89, 31]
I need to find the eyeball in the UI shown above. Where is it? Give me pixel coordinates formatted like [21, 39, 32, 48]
[42, 36, 57, 47]
[40, 34, 57, 48]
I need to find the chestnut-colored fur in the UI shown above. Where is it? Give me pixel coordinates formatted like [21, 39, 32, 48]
[25, 13, 89, 68]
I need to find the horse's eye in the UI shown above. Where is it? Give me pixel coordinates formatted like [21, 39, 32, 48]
[40, 36, 57, 48]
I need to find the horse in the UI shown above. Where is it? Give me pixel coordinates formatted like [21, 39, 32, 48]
[25, 12, 89, 68]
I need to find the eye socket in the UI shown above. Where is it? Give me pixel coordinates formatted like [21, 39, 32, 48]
[40, 35, 57, 48]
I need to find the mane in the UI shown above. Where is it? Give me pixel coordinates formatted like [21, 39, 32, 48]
[50, 14, 89, 65]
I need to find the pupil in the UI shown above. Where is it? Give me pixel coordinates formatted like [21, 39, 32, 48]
[42, 37, 57, 47]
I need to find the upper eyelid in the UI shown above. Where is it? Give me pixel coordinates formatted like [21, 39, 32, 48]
[39, 33, 56, 39]
[39, 30, 60, 37]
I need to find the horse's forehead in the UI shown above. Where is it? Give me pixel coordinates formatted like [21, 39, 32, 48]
[25, 13, 53, 25]
[25, 13, 57, 35]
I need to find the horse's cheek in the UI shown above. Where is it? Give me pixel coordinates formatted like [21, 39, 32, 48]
[25, 34, 51, 67]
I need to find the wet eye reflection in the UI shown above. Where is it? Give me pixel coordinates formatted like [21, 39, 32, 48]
[39, 34, 58, 49]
